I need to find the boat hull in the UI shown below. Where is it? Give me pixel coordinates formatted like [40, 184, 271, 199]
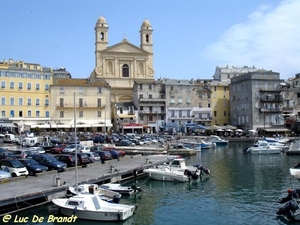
[246, 148, 282, 154]
[143, 168, 188, 182]
[52, 198, 135, 221]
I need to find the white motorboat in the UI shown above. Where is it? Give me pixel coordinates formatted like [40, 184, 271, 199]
[143, 158, 210, 182]
[143, 166, 191, 182]
[100, 183, 142, 196]
[243, 140, 283, 154]
[209, 135, 229, 146]
[68, 184, 122, 203]
[52, 194, 136, 221]
[264, 136, 290, 144]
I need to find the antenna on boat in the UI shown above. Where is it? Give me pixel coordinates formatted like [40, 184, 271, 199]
[74, 93, 78, 193]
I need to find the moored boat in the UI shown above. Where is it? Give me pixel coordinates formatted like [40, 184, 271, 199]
[100, 183, 142, 196]
[52, 194, 136, 221]
[68, 184, 122, 203]
[208, 135, 229, 146]
[243, 140, 283, 154]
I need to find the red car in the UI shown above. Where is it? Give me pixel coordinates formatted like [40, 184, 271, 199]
[51, 144, 67, 154]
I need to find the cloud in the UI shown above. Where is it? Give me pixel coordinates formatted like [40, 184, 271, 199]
[203, 0, 300, 79]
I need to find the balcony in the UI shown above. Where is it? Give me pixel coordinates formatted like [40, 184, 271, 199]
[194, 117, 212, 122]
[139, 98, 166, 105]
[260, 108, 282, 113]
[56, 104, 106, 110]
[260, 96, 283, 102]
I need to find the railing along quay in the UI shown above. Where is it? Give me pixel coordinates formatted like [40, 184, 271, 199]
[0, 154, 173, 215]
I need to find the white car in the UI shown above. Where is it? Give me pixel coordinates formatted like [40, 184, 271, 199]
[79, 146, 91, 153]
[62, 144, 83, 153]
[0, 159, 29, 177]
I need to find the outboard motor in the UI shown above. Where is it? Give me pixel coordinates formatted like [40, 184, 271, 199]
[194, 165, 210, 177]
[112, 194, 121, 204]
[184, 169, 199, 180]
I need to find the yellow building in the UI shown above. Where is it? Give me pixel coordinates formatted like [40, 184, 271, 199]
[90, 16, 155, 103]
[0, 59, 52, 131]
[210, 80, 230, 126]
[47, 78, 112, 132]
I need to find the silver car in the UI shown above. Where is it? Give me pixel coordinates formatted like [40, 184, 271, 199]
[0, 169, 12, 179]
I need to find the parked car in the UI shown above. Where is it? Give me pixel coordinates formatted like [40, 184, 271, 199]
[54, 154, 78, 167]
[18, 159, 48, 176]
[93, 150, 113, 162]
[50, 138, 62, 145]
[26, 154, 67, 172]
[51, 144, 67, 154]
[29, 147, 45, 154]
[115, 139, 135, 146]
[79, 146, 91, 153]
[12, 149, 38, 159]
[0, 151, 16, 160]
[39, 142, 54, 151]
[0, 147, 7, 153]
[72, 153, 91, 165]
[90, 145, 103, 152]
[102, 146, 126, 157]
[85, 152, 101, 163]
[62, 144, 83, 153]
[0, 168, 12, 179]
[93, 136, 105, 144]
[0, 159, 29, 177]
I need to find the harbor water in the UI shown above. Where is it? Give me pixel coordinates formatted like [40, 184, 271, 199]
[2, 141, 300, 225]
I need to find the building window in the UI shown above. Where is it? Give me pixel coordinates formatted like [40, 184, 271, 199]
[149, 115, 153, 121]
[28, 98, 32, 106]
[187, 110, 191, 117]
[139, 94, 143, 99]
[97, 98, 101, 107]
[19, 98, 23, 106]
[79, 111, 83, 117]
[140, 106, 143, 111]
[79, 87, 83, 94]
[60, 98, 64, 107]
[171, 110, 175, 117]
[140, 115, 144, 121]
[79, 98, 83, 107]
[28, 110, 31, 117]
[36, 110, 40, 117]
[18, 82, 23, 89]
[122, 64, 129, 77]
[36, 83, 40, 90]
[27, 83, 31, 90]
[10, 97, 14, 105]
[59, 87, 64, 94]
[45, 111, 50, 118]
[1, 110, 5, 117]
[1, 81, 5, 88]
[139, 84, 142, 90]
[10, 82, 14, 89]
[149, 94, 152, 99]
[214, 111, 217, 117]
[179, 110, 182, 118]
[224, 111, 227, 116]
[36, 99, 40, 106]
[97, 87, 102, 94]
[178, 98, 182, 104]
[60, 111, 64, 118]
[149, 84, 152, 90]
[10, 110, 14, 117]
[45, 84, 49, 91]
[1, 97, 5, 105]
[45, 99, 49, 106]
[170, 98, 175, 104]
[19, 111, 24, 117]
[97, 111, 101, 117]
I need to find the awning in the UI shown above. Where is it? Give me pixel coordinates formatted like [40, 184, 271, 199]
[264, 128, 290, 132]
[122, 123, 143, 129]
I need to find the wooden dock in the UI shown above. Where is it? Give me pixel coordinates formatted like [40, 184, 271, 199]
[0, 154, 174, 215]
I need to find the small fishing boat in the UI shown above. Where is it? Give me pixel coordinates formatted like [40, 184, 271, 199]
[100, 183, 142, 196]
[68, 184, 122, 203]
[209, 135, 229, 146]
[52, 194, 136, 221]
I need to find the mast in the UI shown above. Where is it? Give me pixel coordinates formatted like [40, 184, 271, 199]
[74, 93, 78, 192]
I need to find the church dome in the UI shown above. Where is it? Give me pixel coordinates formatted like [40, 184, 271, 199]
[96, 16, 107, 26]
[141, 19, 151, 28]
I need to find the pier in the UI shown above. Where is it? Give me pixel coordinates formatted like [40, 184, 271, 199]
[0, 154, 173, 215]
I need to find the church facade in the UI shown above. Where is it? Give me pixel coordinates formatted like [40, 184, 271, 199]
[90, 16, 155, 103]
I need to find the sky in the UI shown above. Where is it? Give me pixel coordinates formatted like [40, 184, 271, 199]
[1, 0, 299, 80]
